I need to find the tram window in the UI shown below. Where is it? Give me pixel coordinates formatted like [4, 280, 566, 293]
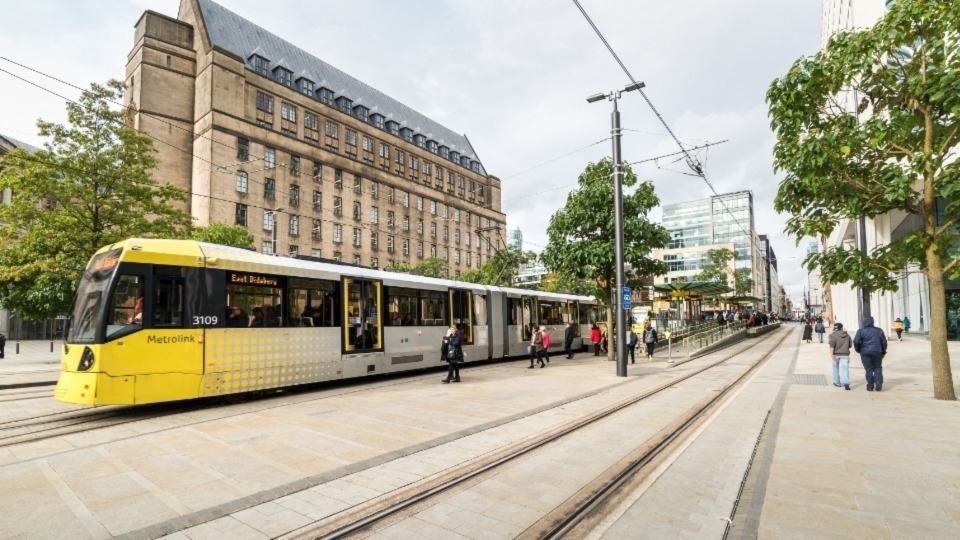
[153, 277, 184, 327]
[522, 298, 533, 340]
[579, 304, 591, 324]
[563, 302, 580, 336]
[106, 274, 145, 340]
[288, 277, 338, 327]
[540, 302, 562, 325]
[226, 272, 283, 328]
[450, 289, 473, 344]
[386, 287, 418, 326]
[508, 298, 521, 326]
[344, 278, 381, 352]
[473, 293, 487, 326]
[419, 290, 446, 326]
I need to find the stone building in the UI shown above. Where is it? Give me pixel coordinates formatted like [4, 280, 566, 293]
[125, 0, 505, 275]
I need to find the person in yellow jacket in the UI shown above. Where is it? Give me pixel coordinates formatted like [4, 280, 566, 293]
[893, 318, 904, 341]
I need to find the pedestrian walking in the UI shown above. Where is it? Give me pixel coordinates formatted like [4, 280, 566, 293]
[642, 322, 658, 359]
[590, 324, 602, 356]
[564, 322, 575, 359]
[903, 315, 911, 333]
[601, 328, 609, 354]
[530, 325, 545, 368]
[527, 323, 538, 366]
[893, 318, 903, 341]
[0, 332, 5, 359]
[625, 328, 637, 364]
[814, 320, 826, 343]
[440, 327, 463, 383]
[539, 326, 551, 364]
[853, 316, 887, 391]
[802, 321, 813, 343]
[828, 322, 852, 390]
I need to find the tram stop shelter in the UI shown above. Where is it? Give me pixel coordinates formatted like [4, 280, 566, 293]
[724, 295, 764, 308]
[652, 281, 732, 322]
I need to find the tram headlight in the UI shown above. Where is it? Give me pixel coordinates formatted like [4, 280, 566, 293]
[77, 347, 95, 372]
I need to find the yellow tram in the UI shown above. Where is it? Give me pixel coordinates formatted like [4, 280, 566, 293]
[56, 239, 595, 406]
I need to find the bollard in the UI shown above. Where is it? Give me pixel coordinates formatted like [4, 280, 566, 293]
[16, 341, 20, 355]
[50, 341, 54, 353]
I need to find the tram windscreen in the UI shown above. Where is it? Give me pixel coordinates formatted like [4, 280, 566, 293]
[67, 248, 122, 344]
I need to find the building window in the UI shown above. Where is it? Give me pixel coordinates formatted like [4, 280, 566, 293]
[417, 196, 423, 212]
[353, 175, 362, 194]
[471, 161, 480, 173]
[311, 248, 321, 257]
[402, 191, 409, 208]
[402, 215, 409, 231]
[455, 229, 460, 243]
[415, 134, 425, 148]
[298, 78, 314, 95]
[319, 88, 334, 105]
[345, 129, 357, 146]
[455, 249, 460, 264]
[334, 169, 343, 189]
[313, 162, 322, 182]
[289, 185, 299, 207]
[264, 178, 275, 200]
[281, 102, 297, 122]
[313, 190, 322, 211]
[410, 155, 418, 170]
[263, 211, 276, 231]
[362, 137, 373, 152]
[417, 219, 424, 235]
[387, 235, 395, 253]
[402, 239, 409, 255]
[289, 245, 298, 256]
[443, 225, 449, 241]
[379, 143, 389, 159]
[353, 227, 362, 247]
[387, 121, 399, 135]
[395, 149, 404, 164]
[236, 171, 248, 193]
[371, 206, 379, 224]
[387, 210, 395, 228]
[454, 209, 460, 223]
[325, 121, 339, 138]
[372, 114, 385, 129]
[430, 200, 436, 215]
[431, 244, 437, 258]
[274, 67, 293, 86]
[371, 231, 379, 250]
[333, 224, 342, 243]
[333, 251, 342, 262]
[401, 128, 413, 142]
[388, 186, 395, 204]
[290, 155, 300, 176]
[235, 203, 247, 226]
[354, 106, 369, 122]
[265, 147, 275, 169]
[371, 181, 379, 199]
[434, 165, 442, 180]
[466, 252, 472, 267]
[336, 97, 352, 113]
[417, 241, 423, 258]
[237, 137, 249, 160]
[353, 255, 361, 265]
[428, 140, 438, 153]
[422, 161, 430, 175]
[430, 222, 436, 238]
[251, 55, 269, 76]
[289, 215, 299, 236]
[466, 231, 471, 245]
[312, 219, 321, 240]
[305, 111, 319, 131]
[333, 196, 342, 216]
[353, 201, 361, 220]
[256, 91, 273, 113]
[371, 257, 379, 269]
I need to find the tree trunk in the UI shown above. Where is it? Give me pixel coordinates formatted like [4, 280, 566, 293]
[605, 303, 615, 362]
[924, 256, 956, 400]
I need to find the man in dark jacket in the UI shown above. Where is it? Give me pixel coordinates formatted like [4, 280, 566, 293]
[828, 322, 852, 390]
[853, 316, 887, 391]
[563, 322, 575, 359]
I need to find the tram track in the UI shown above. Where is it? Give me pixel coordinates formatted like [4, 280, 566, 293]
[278, 327, 791, 540]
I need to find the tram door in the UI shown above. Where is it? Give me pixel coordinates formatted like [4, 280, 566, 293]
[342, 277, 382, 353]
[449, 289, 474, 345]
[521, 296, 534, 341]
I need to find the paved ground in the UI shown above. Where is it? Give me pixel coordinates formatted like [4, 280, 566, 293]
[1, 330, 958, 539]
[0, 339, 62, 388]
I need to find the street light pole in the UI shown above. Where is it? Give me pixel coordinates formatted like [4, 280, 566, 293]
[266, 208, 283, 256]
[588, 81, 644, 378]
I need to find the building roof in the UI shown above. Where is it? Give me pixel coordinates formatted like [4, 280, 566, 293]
[194, 0, 486, 175]
[0, 133, 38, 152]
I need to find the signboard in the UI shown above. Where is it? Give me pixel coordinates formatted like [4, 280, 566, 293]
[622, 287, 632, 310]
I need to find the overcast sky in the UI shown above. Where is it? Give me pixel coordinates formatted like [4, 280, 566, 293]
[0, 0, 822, 301]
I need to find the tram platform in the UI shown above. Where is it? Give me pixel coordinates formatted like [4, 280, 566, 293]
[0, 330, 958, 538]
[0, 339, 62, 389]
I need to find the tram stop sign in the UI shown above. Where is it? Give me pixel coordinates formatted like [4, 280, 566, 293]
[622, 287, 632, 310]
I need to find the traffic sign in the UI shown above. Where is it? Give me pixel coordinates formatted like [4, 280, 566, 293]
[622, 287, 632, 309]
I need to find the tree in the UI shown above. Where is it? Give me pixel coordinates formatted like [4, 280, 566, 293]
[733, 268, 754, 296]
[0, 80, 192, 321]
[541, 158, 670, 361]
[695, 248, 735, 284]
[383, 261, 413, 274]
[458, 245, 531, 286]
[191, 222, 255, 249]
[383, 258, 448, 279]
[767, 0, 960, 399]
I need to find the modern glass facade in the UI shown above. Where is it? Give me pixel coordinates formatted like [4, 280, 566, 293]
[661, 191, 755, 273]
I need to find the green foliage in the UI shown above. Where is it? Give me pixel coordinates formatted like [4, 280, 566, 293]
[0, 80, 192, 320]
[191, 222, 255, 250]
[767, 0, 960, 399]
[457, 245, 532, 286]
[384, 258, 448, 279]
[733, 268, 754, 296]
[695, 248, 735, 284]
[383, 260, 413, 274]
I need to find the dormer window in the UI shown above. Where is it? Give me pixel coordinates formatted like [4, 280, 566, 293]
[427, 140, 438, 153]
[250, 55, 270, 76]
[371, 114, 385, 129]
[318, 87, 334, 105]
[415, 134, 426, 148]
[460, 156, 470, 167]
[274, 67, 293, 87]
[297, 78, 314, 95]
[400, 128, 413, 142]
[470, 161, 480, 173]
[450, 151, 460, 163]
[439, 146, 449, 159]
[386, 121, 400, 136]
[354, 105, 369, 122]
[336, 96, 352, 113]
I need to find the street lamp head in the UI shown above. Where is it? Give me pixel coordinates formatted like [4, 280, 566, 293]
[586, 93, 607, 104]
[624, 81, 645, 93]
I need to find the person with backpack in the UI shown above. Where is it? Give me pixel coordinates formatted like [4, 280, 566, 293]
[854, 316, 887, 391]
[828, 322, 852, 390]
[642, 321, 658, 359]
[815, 320, 826, 343]
[441, 327, 463, 383]
[625, 327, 639, 364]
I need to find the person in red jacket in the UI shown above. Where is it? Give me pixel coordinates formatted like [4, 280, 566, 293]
[590, 324, 602, 356]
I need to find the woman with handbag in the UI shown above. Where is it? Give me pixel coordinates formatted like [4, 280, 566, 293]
[441, 327, 464, 383]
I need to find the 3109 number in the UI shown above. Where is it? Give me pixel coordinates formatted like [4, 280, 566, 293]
[192, 315, 219, 326]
